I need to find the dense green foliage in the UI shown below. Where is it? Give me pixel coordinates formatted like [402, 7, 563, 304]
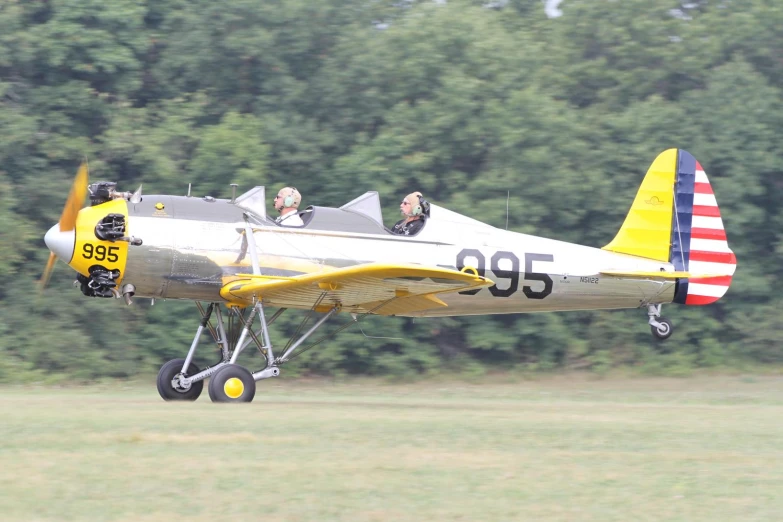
[1, 0, 780, 381]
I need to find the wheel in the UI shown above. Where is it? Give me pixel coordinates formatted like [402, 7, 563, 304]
[651, 318, 673, 340]
[208, 364, 256, 403]
[157, 358, 204, 401]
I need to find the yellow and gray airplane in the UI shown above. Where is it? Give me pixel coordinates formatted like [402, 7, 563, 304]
[42, 149, 736, 402]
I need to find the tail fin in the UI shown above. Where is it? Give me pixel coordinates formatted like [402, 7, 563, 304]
[603, 149, 736, 305]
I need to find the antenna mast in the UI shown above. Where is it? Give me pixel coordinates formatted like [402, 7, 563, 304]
[505, 190, 510, 230]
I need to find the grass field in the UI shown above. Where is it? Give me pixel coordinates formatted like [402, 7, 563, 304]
[1, 375, 782, 521]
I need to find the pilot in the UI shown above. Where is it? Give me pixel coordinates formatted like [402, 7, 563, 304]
[274, 186, 304, 226]
[391, 191, 428, 236]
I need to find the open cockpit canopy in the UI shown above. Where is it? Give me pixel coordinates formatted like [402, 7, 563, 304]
[234, 187, 494, 237]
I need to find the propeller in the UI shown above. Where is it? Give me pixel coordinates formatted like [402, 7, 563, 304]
[40, 252, 58, 289]
[40, 162, 89, 289]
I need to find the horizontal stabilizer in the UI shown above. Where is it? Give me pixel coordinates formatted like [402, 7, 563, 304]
[220, 263, 493, 315]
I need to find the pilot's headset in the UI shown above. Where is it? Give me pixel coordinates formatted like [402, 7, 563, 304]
[405, 191, 430, 217]
[280, 187, 301, 209]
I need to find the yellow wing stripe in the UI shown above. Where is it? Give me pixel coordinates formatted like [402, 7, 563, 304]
[220, 263, 493, 314]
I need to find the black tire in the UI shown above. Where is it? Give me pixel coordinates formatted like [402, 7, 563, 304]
[208, 364, 256, 403]
[651, 318, 674, 340]
[156, 358, 204, 401]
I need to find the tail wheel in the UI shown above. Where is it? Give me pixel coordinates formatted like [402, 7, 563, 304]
[651, 318, 673, 340]
[157, 358, 203, 401]
[208, 364, 256, 403]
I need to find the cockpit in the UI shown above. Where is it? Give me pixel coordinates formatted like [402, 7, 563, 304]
[235, 187, 427, 236]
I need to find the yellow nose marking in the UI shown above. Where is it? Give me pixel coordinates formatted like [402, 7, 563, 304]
[71, 199, 129, 281]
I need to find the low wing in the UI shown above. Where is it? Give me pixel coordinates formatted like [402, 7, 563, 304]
[220, 263, 493, 315]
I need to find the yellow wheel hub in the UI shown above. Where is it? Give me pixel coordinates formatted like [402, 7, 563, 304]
[223, 377, 245, 399]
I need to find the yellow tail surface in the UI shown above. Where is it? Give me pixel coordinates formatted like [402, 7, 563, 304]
[603, 149, 677, 261]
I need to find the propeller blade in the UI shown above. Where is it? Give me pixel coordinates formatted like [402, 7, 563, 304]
[59, 162, 89, 232]
[41, 162, 89, 290]
[39, 252, 58, 290]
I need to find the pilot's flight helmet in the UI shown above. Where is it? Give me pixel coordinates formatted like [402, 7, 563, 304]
[276, 187, 301, 210]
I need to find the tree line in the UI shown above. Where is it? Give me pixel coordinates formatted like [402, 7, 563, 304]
[1, 0, 781, 381]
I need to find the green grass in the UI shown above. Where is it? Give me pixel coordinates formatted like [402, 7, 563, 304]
[1, 375, 782, 521]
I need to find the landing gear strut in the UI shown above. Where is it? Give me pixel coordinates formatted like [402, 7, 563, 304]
[647, 304, 673, 340]
[156, 300, 340, 403]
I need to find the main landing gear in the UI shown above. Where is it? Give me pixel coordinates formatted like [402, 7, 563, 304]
[647, 304, 673, 340]
[156, 300, 340, 403]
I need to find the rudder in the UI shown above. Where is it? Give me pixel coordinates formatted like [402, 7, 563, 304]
[670, 150, 736, 305]
[603, 149, 736, 305]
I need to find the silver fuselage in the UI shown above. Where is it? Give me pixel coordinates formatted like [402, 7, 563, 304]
[120, 195, 675, 317]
